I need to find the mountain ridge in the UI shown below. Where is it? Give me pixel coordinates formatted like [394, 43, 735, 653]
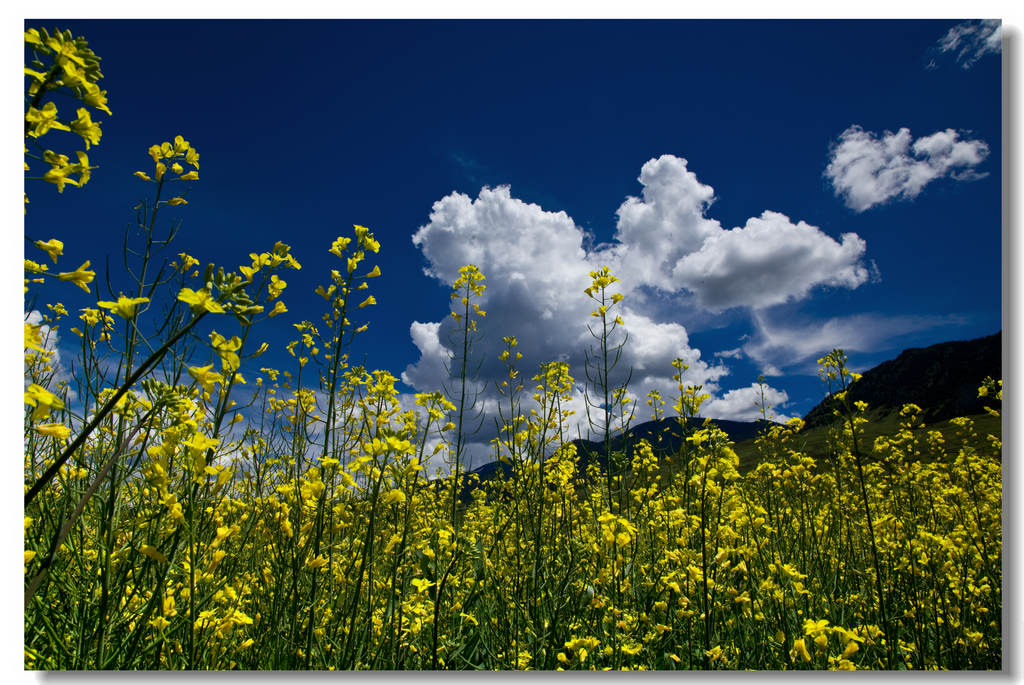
[802, 331, 1001, 429]
[458, 331, 1002, 489]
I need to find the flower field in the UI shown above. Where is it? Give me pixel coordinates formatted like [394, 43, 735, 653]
[24, 27, 1002, 671]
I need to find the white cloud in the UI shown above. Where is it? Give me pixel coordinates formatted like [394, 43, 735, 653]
[742, 310, 969, 376]
[609, 156, 869, 310]
[670, 210, 870, 310]
[936, 20, 1002, 69]
[610, 155, 722, 292]
[401, 321, 452, 391]
[24, 310, 77, 403]
[825, 125, 990, 212]
[26, 311, 60, 368]
[703, 383, 792, 424]
[404, 156, 837, 457]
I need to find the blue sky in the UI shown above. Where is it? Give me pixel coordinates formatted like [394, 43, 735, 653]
[23, 18, 1004, 463]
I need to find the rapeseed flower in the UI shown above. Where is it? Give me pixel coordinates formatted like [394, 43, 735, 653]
[35, 423, 70, 440]
[69, 107, 102, 148]
[56, 261, 95, 292]
[34, 239, 63, 263]
[97, 295, 149, 319]
[177, 287, 225, 314]
[25, 384, 64, 421]
[25, 102, 71, 138]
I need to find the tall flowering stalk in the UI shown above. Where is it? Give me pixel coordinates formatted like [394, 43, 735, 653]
[583, 266, 632, 511]
[445, 264, 486, 527]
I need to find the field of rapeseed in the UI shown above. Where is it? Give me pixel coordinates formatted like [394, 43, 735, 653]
[24, 27, 1001, 670]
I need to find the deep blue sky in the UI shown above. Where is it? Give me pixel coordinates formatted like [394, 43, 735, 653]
[23, 19, 1003, 430]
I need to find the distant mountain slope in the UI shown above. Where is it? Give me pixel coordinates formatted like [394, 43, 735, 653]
[570, 416, 778, 466]
[802, 332, 1001, 429]
[468, 416, 778, 484]
[464, 332, 1001, 490]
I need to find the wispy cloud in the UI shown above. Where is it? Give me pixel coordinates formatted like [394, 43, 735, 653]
[934, 19, 1002, 69]
[742, 310, 969, 376]
[825, 125, 989, 212]
[449, 152, 487, 185]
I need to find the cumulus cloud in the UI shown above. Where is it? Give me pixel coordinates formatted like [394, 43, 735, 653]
[703, 383, 792, 424]
[25, 310, 78, 403]
[742, 310, 969, 376]
[401, 321, 453, 392]
[670, 211, 870, 310]
[608, 156, 869, 310]
[26, 310, 60, 368]
[936, 19, 1002, 69]
[403, 155, 861, 467]
[825, 125, 990, 212]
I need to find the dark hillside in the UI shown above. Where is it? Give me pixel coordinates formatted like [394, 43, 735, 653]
[802, 332, 1001, 429]
[468, 416, 778, 485]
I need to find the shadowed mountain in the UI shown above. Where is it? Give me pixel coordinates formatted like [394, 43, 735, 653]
[802, 331, 1002, 429]
[458, 332, 1002, 496]
[465, 416, 779, 486]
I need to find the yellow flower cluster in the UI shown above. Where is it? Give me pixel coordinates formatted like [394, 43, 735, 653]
[23, 138, 1001, 671]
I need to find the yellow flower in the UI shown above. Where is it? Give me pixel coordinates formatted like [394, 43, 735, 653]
[365, 265, 381, 278]
[25, 102, 71, 138]
[177, 252, 200, 272]
[74, 151, 96, 186]
[149, 616, 170, 631]
[305, 555, 328, 570]
[178, 171, 199, 181]
[210, 331, 243, 371]
[383, 489, 406, 505]
[139, 545, 168, 563]
[42, 158, 80, 193]
[268, 301, 287, 317]
[25, 384, 65, 421]
[35, 423, 71, 440]
[57, 261, 96, 292]
[790, 638, 812, 663]
[34, 239, 63, 263]
[188, 365, 224, 393]
[69, 107, 102, 149]
[97, 295, 149, 319]
[81, 82, 112, 115]
[25, 322, 45, 353]
[411, 578, 433, 594]
[329, 236, 351, 257]
[358, 295, 376, 309]
[177, 287, 225, 314]
[167, 197, 188, 206]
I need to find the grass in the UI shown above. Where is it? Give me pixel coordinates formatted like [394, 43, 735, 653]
[734, 411, 1002, 472]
